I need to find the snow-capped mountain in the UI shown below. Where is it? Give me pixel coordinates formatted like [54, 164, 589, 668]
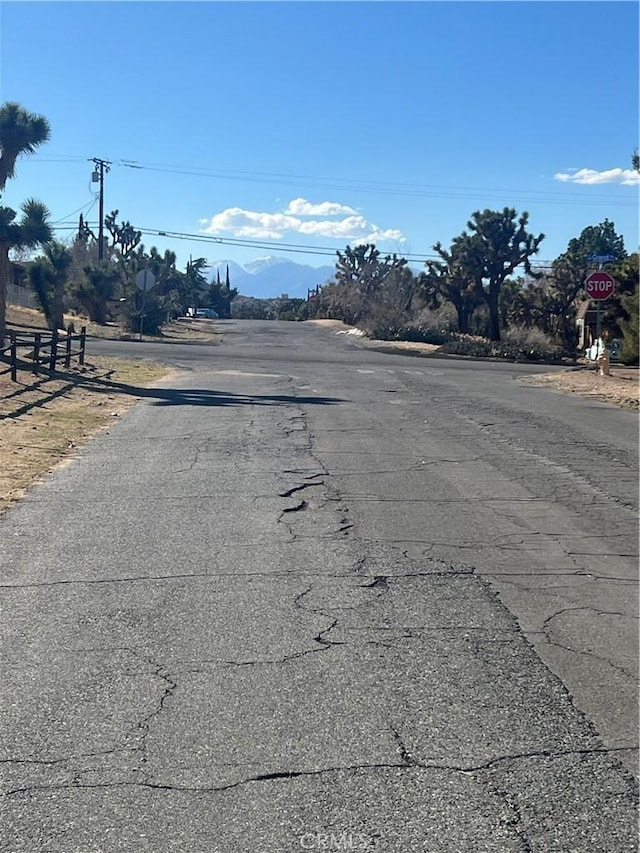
[243, 256, 286, 275]
[209, 256, 335, 298]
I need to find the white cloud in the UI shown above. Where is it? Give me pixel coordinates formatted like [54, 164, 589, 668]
[201, 207, 300, 239]
[284, 197, 358, 216]
[200, 201, 406, 244]
[554, 167, 640, 186]
[364, 227, 407, 244]
[298, 215, 374, 238]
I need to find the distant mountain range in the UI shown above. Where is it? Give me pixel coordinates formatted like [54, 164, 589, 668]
[208, 256, 335, 299]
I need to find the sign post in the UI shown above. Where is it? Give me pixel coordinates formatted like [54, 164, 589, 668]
[584, 271, 616, 357]
[135, 269, 156, 340]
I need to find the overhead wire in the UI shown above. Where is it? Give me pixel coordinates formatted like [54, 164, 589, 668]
[32, 154, 637, 207]
[116, 159, 635, 208]
[51, 198, 97, 225]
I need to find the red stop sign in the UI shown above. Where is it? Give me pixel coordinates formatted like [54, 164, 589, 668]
[585, 271, 616, 300]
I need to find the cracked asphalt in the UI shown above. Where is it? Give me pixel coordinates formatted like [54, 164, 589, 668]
[1, 320, 638, 852]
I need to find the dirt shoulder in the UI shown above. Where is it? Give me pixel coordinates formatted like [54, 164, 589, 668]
[308, 319, 639, 410]
[517, 365, 639, 410]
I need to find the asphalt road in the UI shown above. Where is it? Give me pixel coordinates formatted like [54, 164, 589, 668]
[1, 320, 638, 852]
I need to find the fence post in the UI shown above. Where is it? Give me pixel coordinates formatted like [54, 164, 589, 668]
[79, 327, 86, 365]
[33, 333, 41, 375]
[65, 333, 72, 368]
[10, 332, 17, 382]
[49, 330, 58, 372]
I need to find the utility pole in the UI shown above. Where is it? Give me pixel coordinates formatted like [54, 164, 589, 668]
[89, 158, 111, 260]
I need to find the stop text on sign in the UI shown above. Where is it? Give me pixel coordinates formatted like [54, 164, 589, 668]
[584, 272, 616, 301]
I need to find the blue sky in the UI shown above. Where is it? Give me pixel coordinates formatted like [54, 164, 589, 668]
[1, 1, 638, 285]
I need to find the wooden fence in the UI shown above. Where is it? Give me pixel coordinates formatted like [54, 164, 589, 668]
[0, 327, 87, 382]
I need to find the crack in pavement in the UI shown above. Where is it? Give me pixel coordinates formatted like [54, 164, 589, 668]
[279, 482, 325, 499]
[361, 575, 389, 593]
[488, 575, 638, 593]
[540, 607, 638, 680]
[200, 617, 346, 669]
[389, 724, 415, 767]
[2, 567, 478, 592]
[281, 500, 308, 514]
[135, 655, 178, 771]
[483, 779, 535, 853]
[0, 747, 137, 767]
[4, 745, 635, 798]
[486, 571, 637, 584]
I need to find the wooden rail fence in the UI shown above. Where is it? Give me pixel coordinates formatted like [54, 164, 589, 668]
[0, 327, 87, 382]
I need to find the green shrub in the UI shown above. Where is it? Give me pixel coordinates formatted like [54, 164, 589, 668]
[619, 285, 639, 365]
[362, 316, 563, 362]
[397, 326, 452, 345]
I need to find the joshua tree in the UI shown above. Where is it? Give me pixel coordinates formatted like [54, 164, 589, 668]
[0, 102, 51, 339]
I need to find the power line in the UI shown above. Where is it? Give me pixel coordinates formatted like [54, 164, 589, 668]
[33, 155, 637, 208]
[116, 160, 637, 208]
[51, 198, 97, 225]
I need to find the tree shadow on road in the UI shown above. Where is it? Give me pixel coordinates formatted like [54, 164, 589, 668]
[75, 376, 344, 407]
[147, 388, 343, 407]
[0, 364, 344, 421]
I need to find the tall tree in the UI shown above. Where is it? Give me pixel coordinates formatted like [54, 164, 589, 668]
[0, 200, 52, 338]
[104, 210, 142, 259]
[327, 243, 408, 325]
[453, 208, 544, 341]
[550, 219, 627, 355]
[0, 102, 52, 339]
[28, 240, 72, 331]
[184, 257, 209, 313]
[204, 277, 238, 319]
[618, 283, 639, 364]
[117, 245, 185, 333]
[335, 243, 407, 294]
[0, 102, 50, 191]
[72, 262, 119, 325]
[423, 241, 481, 333]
